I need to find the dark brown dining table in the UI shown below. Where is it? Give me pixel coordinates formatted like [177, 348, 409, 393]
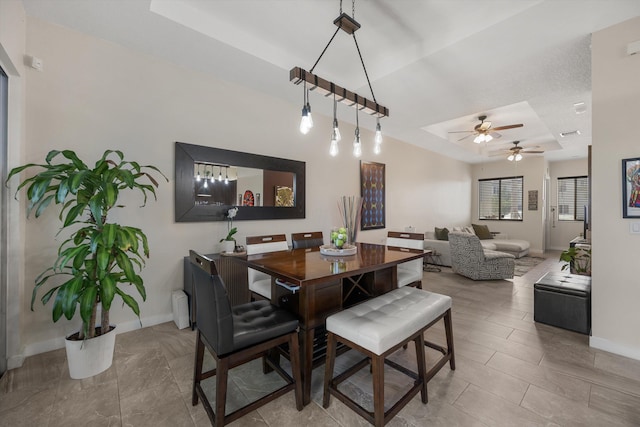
[238, 242, 425, 405]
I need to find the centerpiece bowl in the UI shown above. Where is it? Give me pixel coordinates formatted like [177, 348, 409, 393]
[320, 244, 357, 256]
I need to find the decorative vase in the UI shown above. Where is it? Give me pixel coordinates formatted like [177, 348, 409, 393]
[222, 240, 235, 253]
[65, 326, 116, 379]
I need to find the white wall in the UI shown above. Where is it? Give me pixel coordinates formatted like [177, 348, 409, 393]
[471, 157, 546, 254]
[548, 159, 589, 250]
[591, 16, 640, 360]
[6, 18, 472, 358]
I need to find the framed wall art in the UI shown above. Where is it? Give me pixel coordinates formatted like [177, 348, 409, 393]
[360, 161, 385, 230]
[275, 186, 294, 207]
[622, 157, 640, 218]
[528, 190, 538, 211]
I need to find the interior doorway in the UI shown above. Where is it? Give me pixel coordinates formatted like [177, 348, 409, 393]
[0, 65, 8, 376]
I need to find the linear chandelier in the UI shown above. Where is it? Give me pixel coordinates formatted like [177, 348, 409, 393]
[290, 0, 389, 157]
[195, 163, 234, 187]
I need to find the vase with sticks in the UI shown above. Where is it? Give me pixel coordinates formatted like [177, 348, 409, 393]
[337, 196, 362, 244]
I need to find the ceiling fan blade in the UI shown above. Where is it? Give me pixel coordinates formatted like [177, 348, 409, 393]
[457, 133, 474, 142]
[522, 150, 545, 154]
[489, 131, 502, 139]
[448, 130, 475, 134]
[491, 124, 523, 131]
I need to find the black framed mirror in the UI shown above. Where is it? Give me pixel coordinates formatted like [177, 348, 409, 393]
[175, 142, 306, 222]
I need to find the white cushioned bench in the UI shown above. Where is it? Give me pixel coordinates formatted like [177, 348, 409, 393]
[323, 287, 455, 426]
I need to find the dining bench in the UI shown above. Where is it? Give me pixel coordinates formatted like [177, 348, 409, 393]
[322, 287, 455, 426]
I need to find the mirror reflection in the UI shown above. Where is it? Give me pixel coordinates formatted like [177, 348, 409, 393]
[193, 163, 295, 207]
[175, 142, 305, 222]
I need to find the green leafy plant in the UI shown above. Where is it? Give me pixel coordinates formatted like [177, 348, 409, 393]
[7, 149, 167, 339]
[559, 246, 591, 275]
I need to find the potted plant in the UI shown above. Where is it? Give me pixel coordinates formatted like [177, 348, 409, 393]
[559, 245, 591, 276]
[6, 149, 167, 378]
[219, 207, 238, 253]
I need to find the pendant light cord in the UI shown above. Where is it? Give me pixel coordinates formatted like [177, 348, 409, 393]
[355, 96, 359, 129]
[352, 33, 376, 104]
[310, 26, 341, 73]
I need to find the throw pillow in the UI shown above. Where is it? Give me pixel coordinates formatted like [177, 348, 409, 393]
[453, 225, 475, 234]
[472, 223, 493, 240]
[434, 227, 449, 241]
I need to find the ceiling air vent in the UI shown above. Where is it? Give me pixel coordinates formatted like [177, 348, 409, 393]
[559, 130, 581, 138]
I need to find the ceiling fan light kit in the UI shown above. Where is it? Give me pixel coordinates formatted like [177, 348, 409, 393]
[290, 0, 388, 157]
[505, 141, 543, 162]
[474, 133, 492, 144]
[450, 114, 523, 144]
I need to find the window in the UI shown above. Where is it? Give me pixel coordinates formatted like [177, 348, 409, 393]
[479, 176, 523, 221]
[557, 176, 588, 221]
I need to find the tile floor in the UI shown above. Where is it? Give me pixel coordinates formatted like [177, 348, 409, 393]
[2, 253, 640, 426]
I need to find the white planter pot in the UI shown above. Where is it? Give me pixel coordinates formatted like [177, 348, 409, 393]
[65, 326, 116, 379]
[221, 240, 235, 253]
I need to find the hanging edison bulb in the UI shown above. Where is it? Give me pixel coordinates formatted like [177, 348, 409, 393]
[353, 129, 362, 157]
[353, 104, 362, 157]
[330, 132, 339, 156]
[374, 117, 382, 154]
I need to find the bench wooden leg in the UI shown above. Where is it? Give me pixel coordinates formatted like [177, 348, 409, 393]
[414, 333, 428, 403]
[372, 355, 385, 427]
[444, 309, 456, 370]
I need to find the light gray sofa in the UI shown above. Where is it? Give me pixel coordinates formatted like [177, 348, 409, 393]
[424, 229, 530, 267]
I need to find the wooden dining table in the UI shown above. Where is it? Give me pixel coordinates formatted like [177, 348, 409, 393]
[238, 242, 425, 405]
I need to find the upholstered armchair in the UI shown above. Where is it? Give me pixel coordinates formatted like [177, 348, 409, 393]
[448, 231, 515, 280]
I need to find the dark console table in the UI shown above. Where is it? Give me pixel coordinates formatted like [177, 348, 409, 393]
[183, 252, 250, 329]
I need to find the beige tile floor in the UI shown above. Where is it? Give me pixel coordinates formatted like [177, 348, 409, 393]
[2, 253, 640, 426]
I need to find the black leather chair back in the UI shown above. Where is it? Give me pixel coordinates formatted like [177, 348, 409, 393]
[291, 232, 324, 249]
[190, 250, 235, 355]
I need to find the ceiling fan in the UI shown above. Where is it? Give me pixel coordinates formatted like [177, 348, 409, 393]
[491, 141, 544, 161]
[449, 115, 524, 143]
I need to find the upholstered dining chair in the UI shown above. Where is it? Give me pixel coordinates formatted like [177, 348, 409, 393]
[245, 234, 289, 300]
[291, 231, 324, 249]
[386, 231, 425, 288]
[189, 250, 303, 427]
[448, 231, 515, 280]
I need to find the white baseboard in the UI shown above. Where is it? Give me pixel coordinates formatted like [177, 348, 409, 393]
[590, 335, 640, 361]
[16, 313, 174, 367]
[7, 355, 25, 370]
